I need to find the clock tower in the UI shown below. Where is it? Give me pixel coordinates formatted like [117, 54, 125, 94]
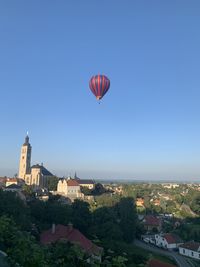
[18, 134, 32, 179]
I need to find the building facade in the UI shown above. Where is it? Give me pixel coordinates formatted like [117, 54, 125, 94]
[179, 242, 200, 260]
[18, 135, 53, 188]
[57, 178, 83, 200]
[18, 135, 31, 179]
[155, 233, 183, 250]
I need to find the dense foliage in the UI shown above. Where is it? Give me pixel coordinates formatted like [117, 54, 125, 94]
[0, 189, 147, 267]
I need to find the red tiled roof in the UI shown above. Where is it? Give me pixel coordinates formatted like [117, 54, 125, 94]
[144, 215, 161, 226]
[180, 241, 200, 252]
[6, 178, 18, 182]
[40, 224, 102, 255]
[148, 259, 176, 267]
[67, 179, 80, 186]
[163, 233, 182, 244]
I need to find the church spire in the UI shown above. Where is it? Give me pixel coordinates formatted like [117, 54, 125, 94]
[74, 172, 78, 179]
[19, 133, 32, 179]
[24, 132, 29, 145]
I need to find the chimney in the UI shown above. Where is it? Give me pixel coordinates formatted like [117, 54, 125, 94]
[52, 223, 56, 234]
[68, 222, 73, 231]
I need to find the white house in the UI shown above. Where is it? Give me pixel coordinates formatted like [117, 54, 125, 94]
[155, 233, 183, 250]
[57, 178, 83, 200]
[141, 235, 156, 245]
[179, 241, 200, 260]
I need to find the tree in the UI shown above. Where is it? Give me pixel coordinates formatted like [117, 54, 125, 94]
[0, 216, 47, 267]
[45, 242, 88, 267]
[191, 195, 200, 214]
[46, 176, 59, 191]
[116, 198, 137, 243]
[92, 183, 107, 195]
[111, 256, 128, 267]
[72, 200, 92, 235]
[0, 189, 31, 230]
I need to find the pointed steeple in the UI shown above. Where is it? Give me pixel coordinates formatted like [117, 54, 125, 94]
[19, 133, 32, 179]
[74, 172, 77, 179]
[24, 132, 30, 146]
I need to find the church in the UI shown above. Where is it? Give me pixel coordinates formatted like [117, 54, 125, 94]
[18, 134, 54, 188]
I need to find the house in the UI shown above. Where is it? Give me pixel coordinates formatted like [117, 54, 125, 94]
[147, 258, 176, 267]
[4, 184, 22, 192]
[76, 179, 95, 190]
[143, 215, 162, 232]
[158, 193, 171, 201]
[73, 173, 95, 189]
[113, 186, 123, 195]
[57, 178, 83, 200]
[141, 234, 156, 245]
[136, 198, 145, 207]
[5, 178, 25, 187]
[179, 241, 200, 260]
[155, 233, 183, 250]
[150, 198, 160, 206]
[40, 224, 103, 261]
[153, 199, 160, 206]
[0, 177, 7, 185]
[3, 184, 26, 201]
[162, 183, 179, 189]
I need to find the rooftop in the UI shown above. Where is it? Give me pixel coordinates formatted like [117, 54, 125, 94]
[5, 184, 22, 190]
[144, 215, 161, 226]
[163, 233, 183, 244]
[40, 224, 102, 255]
[180, 241, 200, 252]
[31, 164, 53, 176]
[67, 179, 80, 186]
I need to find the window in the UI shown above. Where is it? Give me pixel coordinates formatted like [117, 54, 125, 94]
[183, 249, 185, 254]
[191, 252, 194, 256]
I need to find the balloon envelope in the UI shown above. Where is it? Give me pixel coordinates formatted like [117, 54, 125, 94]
[89, 75, 110, 100]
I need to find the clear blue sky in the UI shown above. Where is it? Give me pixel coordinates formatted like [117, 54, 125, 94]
[1, 1, 200, 180]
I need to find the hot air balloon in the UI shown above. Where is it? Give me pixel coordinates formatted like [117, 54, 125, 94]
[89, 74, 110, 101]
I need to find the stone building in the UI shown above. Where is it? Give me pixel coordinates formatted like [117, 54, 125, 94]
[18, 134, 54, 188]
[57, 178, 83, 200]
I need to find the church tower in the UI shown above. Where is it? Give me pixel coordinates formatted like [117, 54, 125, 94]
[18, 134, 32, 179]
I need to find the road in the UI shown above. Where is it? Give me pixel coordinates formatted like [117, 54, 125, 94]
[134, 239, 195, 267]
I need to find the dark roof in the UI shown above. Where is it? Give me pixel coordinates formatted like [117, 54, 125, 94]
[180, 241, 200, 252]
[40, 224, 102, 255]
[23, 135, 31, 146]
[144, 215, 161, 226]
[148, 259, 176, 267]
[76, 179, 94, 185]
[31, 164, 53, 176]
[5, 184, 22, 189]
[163, 233, 183, 244]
